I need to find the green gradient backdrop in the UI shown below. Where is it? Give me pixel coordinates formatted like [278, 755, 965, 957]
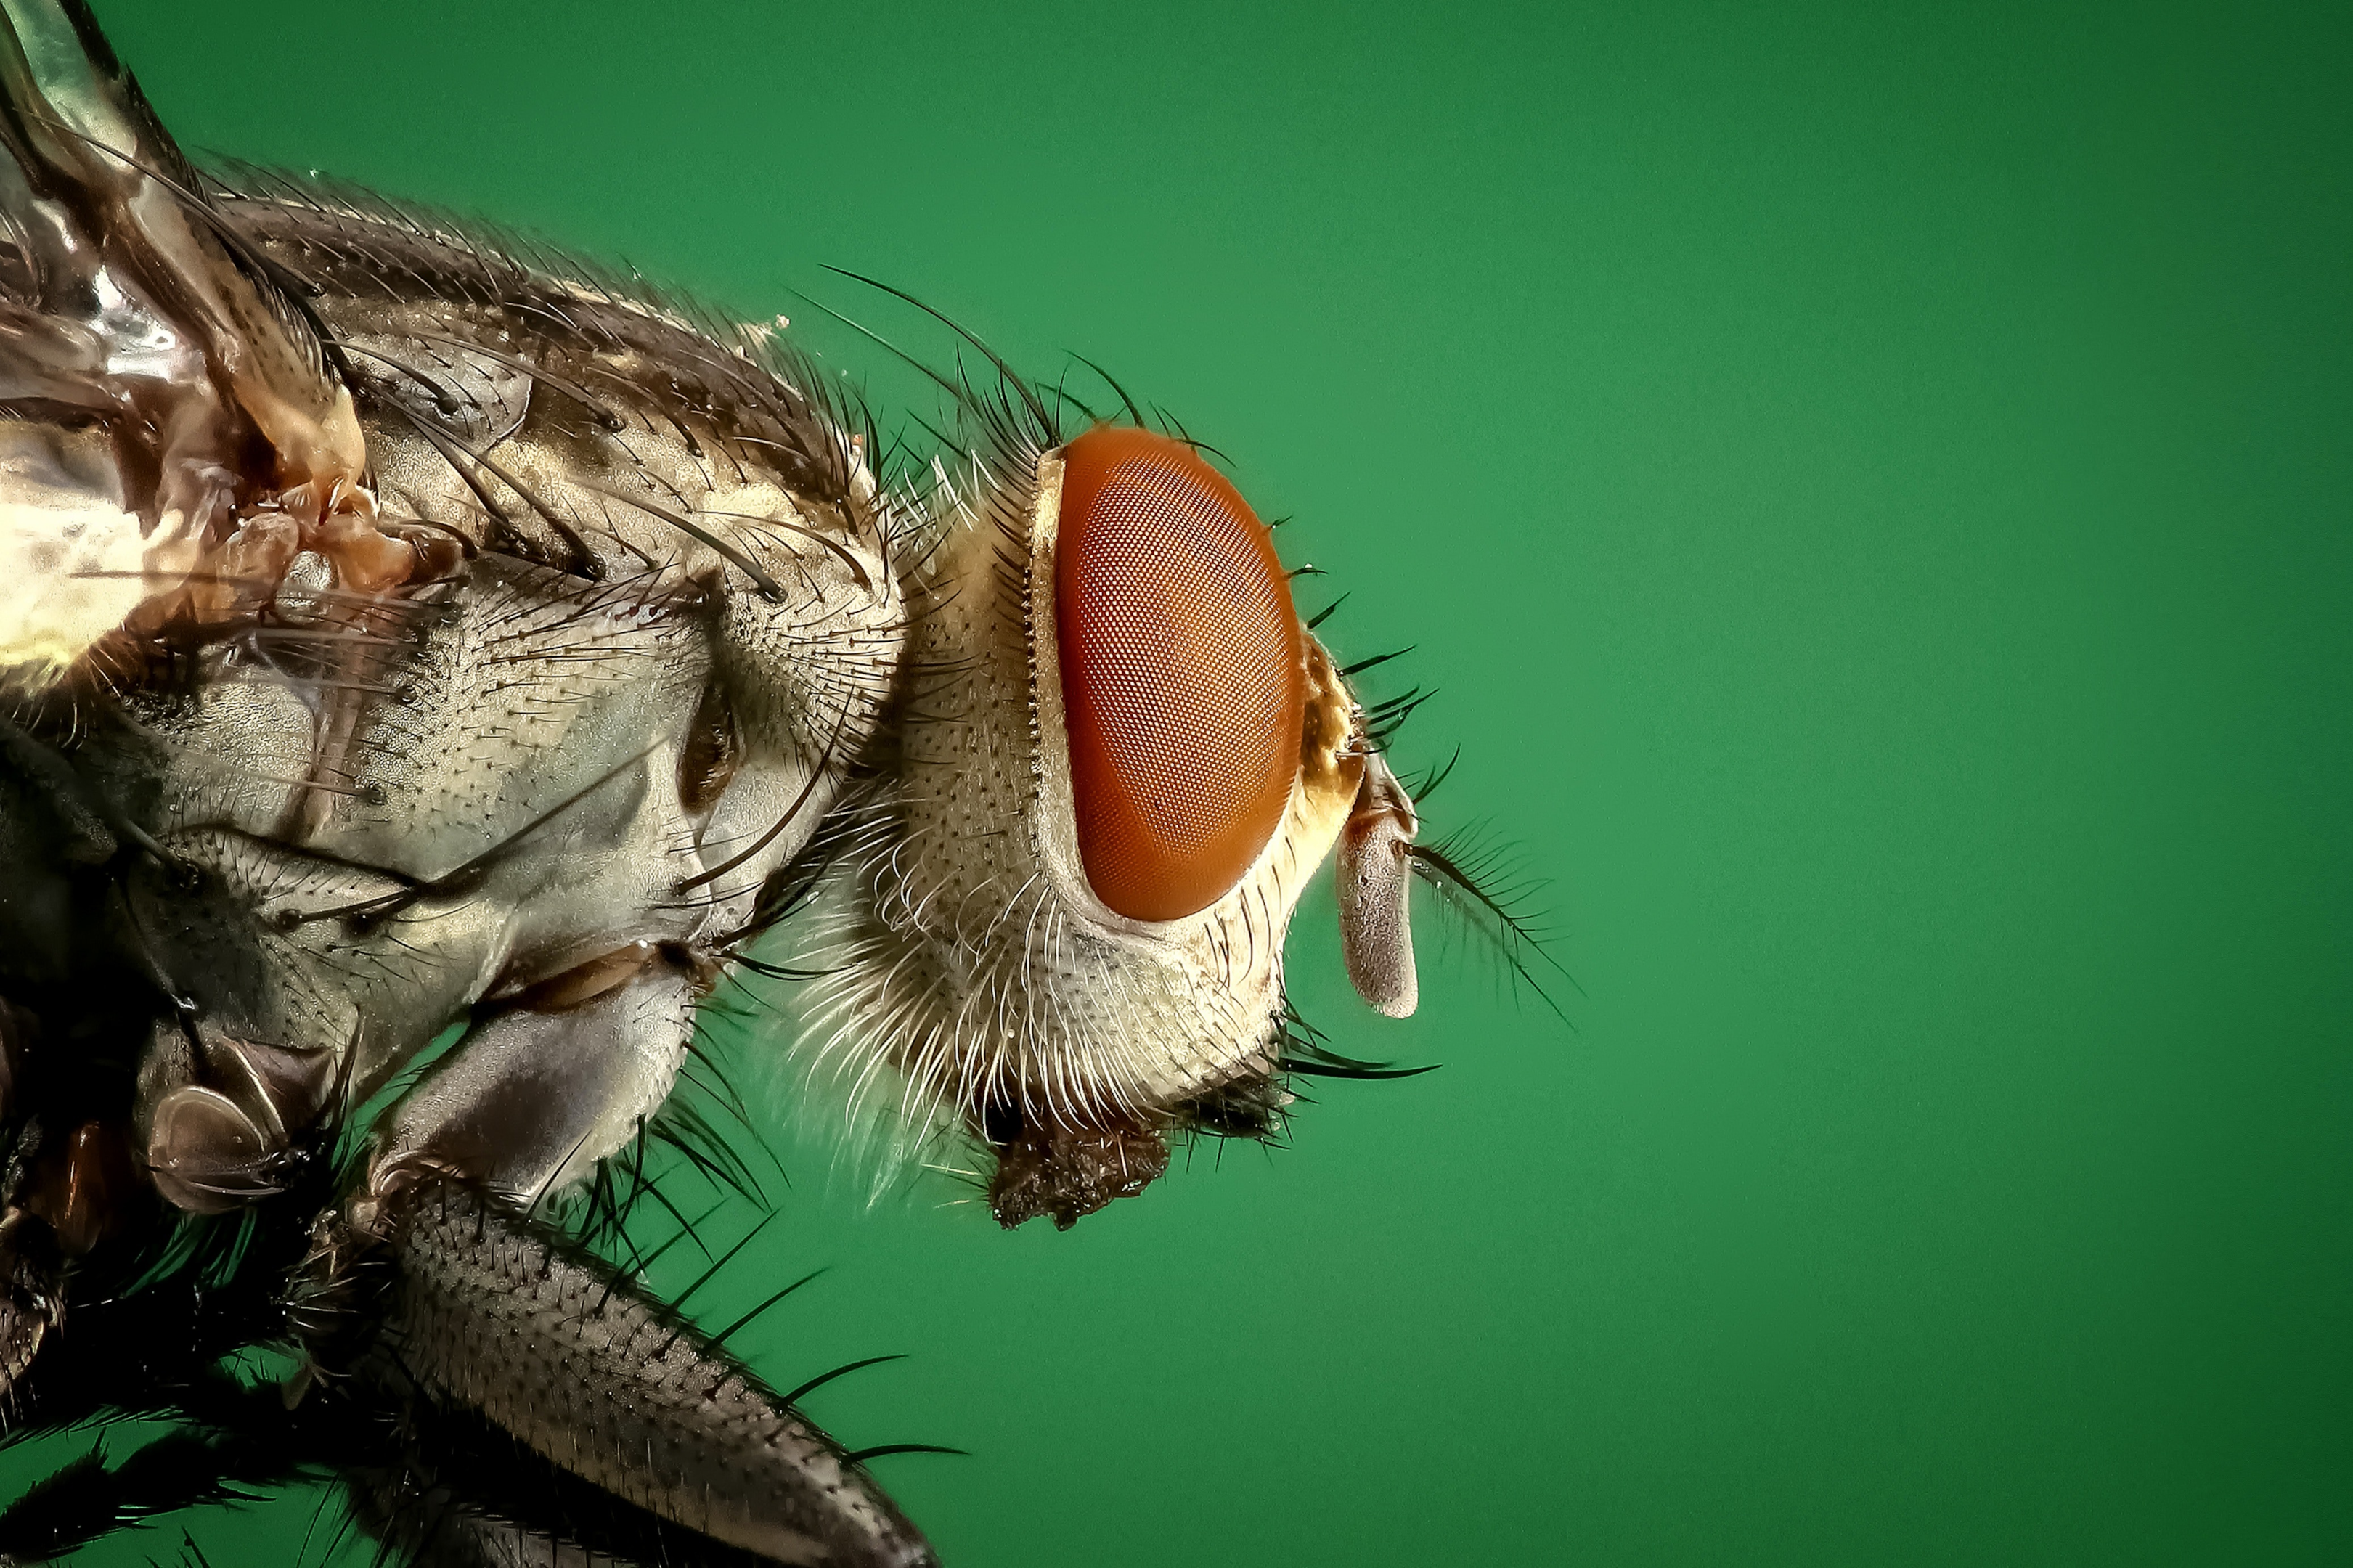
[15, 1, 2350, 1564]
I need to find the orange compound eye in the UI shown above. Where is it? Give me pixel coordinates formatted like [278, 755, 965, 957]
[1053, 426, 1305, 923]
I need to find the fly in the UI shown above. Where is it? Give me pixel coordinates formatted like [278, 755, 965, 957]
[0, 2, 1549, 1562]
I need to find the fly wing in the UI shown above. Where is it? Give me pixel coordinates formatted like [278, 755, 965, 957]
[0, 0, 370, 682]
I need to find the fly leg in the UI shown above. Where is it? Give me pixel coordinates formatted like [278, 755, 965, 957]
[362, 942, 693, 1214]
[313, 945, 938, 1568]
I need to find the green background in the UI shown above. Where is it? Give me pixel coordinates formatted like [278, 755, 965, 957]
[15, 1, 2352, 1563]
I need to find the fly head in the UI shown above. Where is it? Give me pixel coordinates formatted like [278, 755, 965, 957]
[803, 420, 1430, 1227]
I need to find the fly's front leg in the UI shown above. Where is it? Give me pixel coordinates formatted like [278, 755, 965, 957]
[316, 942, 938, 1568]
[360, 940, 693, 1213]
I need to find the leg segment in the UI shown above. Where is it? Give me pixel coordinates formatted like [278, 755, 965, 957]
[317, 947, 941, 1566]
[369, 943, 690, 1208]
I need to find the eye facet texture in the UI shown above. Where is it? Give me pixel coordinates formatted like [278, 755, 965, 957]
[1053, 426, 1304, 922]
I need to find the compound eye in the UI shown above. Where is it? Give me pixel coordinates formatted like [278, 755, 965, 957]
[1053, 426, 1305, 923]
